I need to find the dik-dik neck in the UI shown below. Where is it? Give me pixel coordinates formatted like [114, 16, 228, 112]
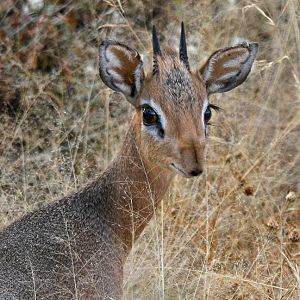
[100, 116, 174, 253]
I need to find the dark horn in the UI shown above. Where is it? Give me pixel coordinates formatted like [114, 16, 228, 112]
[179, 22, 190, 71]
[152, 25, 161, 75]
[152, 25, 161, 56]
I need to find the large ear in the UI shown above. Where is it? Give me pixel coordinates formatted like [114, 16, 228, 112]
[199, 42, 258, 95]
[99, 40, 145, 105]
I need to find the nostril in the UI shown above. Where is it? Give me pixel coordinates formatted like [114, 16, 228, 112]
[190, 169, 203, 177]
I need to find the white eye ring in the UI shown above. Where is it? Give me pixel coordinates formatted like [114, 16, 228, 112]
[202, 98, 209, 128]
[140, 98, 167, 130]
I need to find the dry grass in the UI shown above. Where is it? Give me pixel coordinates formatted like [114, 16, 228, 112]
[0, 0, 299, 299]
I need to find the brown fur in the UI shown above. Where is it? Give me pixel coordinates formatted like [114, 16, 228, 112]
[110, 46, 141, 87]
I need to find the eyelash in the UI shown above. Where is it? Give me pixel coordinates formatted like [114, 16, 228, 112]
[209, 104, 221, 112]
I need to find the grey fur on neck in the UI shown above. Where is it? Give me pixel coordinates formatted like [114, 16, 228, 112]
[0, 120, 173, 299]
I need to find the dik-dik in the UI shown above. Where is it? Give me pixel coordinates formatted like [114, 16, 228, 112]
[0, 24, 257, 299]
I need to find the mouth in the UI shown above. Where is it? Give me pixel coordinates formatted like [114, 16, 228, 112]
[170, 163, 191, 178]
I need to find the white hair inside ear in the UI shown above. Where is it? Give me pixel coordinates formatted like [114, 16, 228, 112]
[99, 40, 145, 105]
[200, 42, 258, 95]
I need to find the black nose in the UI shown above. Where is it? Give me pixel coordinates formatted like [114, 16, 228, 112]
[190, 169, 203, 177]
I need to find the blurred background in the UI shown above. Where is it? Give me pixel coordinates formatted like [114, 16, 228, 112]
[0, 0, 299, 299]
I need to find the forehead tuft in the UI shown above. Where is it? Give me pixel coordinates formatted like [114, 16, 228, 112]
[156, 54, 197, 106]
[165, 67, 193, 100]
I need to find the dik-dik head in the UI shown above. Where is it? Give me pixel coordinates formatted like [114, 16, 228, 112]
[99, 23, 257, 178]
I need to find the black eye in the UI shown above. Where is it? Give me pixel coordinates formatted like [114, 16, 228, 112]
[142, 105, 159, 126]
[204, 105, 212, 123]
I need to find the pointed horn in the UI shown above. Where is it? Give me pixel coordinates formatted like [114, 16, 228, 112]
[152, 25, 161, 56]
[179, 22, 190, 71]
[152, 25, 161, 75]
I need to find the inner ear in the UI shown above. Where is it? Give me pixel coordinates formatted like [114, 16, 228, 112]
[99, 40, 144, 105]
[199, 42, 258, 95]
